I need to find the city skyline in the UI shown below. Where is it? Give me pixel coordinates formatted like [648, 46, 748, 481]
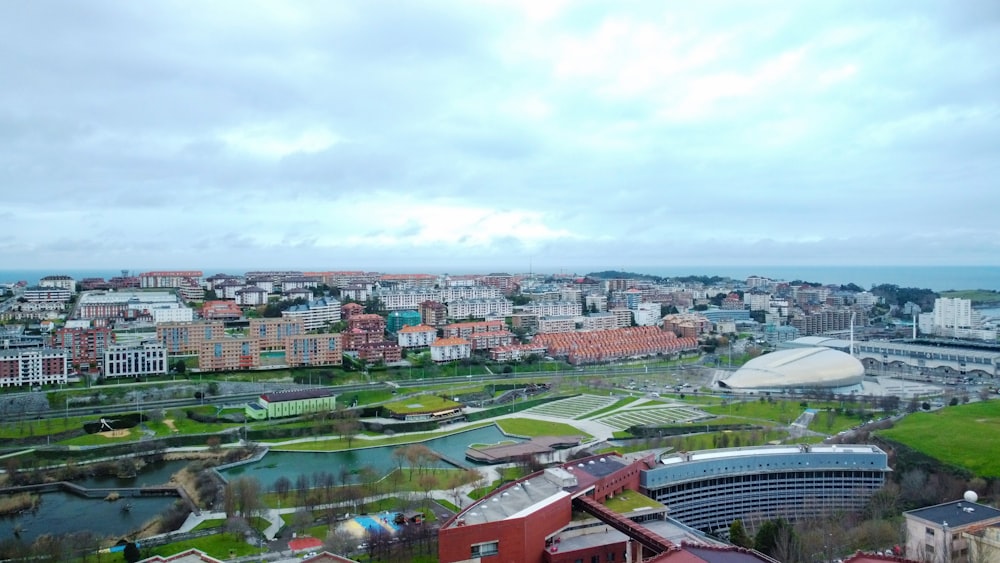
[2, 1, 998, 269]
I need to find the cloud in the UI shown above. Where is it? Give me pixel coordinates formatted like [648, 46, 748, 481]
[0, 1, 997, 271]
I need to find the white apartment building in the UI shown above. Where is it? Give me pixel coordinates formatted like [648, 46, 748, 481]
[581, 312, 617, 331]
[934, 298, 977, 330]
[397, 324, 437, 348]
[745, 292, 771, 311]
[855, 291, 878, 308]
[23, 286, 72, 303]
[150, 306, 194, 324]
[633, 303, 661, 326]
[246, 278, 275, 293]
[538, 315, 576, 334]
[584, 294, 608, 313]
[0, 348, 69, 387]
[281, 297, 342, 331]
[378, 290, 440, 311]
[519, 300, 581, 317]
[610, 308, 633, 328]
[438, 286, 503, 302]
[39, 275, 76, 293]
[103, 341, 168, 378]
[235, 286, 268, 306]
[769, 299, 791, 318]
[140, 271, 203, 289]
[446, 298, 513, 320]
[430, 337, 471, 362]
[340, 284, 372, 302]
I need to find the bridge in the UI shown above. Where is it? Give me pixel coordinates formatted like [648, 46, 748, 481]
[572, 495, 676, 557]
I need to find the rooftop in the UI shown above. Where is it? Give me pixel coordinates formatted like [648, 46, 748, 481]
[905, 499, 1000, 529]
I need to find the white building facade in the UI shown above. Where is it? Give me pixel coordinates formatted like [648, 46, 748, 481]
[103, 342, 168, 378]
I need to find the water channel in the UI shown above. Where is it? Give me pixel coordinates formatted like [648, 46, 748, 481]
[1, 424, 518, 543]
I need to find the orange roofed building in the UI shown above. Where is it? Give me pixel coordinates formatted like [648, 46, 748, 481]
[532, 326, 698, 365]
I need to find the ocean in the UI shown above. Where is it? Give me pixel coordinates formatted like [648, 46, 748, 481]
[1, 265, 998, 292]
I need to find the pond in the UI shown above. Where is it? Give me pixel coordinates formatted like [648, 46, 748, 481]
[0, 490, 176, 544]
[222, 424, 519, 490]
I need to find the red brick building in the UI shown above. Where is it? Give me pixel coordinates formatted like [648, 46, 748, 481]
[51, 327, 114, 370]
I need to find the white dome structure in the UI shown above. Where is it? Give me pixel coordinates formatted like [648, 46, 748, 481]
[720, 347, 864, 393]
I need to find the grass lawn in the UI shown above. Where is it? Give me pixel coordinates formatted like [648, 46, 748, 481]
[495, 418, 590, 439]
[0, 415, 93, 439]
[877, 400, 1000, 477]
[381, 395, 462, 414]
[143, 533, 262, 560]
[604, 491, 663, 513]
[267, 421, 493, 451]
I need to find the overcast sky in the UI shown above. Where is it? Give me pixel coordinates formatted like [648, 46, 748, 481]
[1, 1, 998, 273]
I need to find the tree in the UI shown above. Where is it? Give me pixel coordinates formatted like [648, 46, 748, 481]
[123, 541, 142, 563]
[334, 410, 362, 449]
[754, 517, 793, 556]
[173, 360, 186, 375]
[273, 475, 292, 502]
[729, 519, 753, 548]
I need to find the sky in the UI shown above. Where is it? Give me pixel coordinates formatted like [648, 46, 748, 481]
[1, 1, 998, 273]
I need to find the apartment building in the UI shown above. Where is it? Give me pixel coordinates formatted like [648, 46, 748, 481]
[340, 284, 372, 302]
[438, 286, 503, 302]
[610, 308, 633, 328]
[76, 291, 181, 321]
[430, 337, 471, 362]
[489, 343, 546, 362]
[204, 273, 243, 291]
[140, 270, 203, 289]
[538, 315, 577, 334]
[789, 308, 867, 336]
[39, 275, 76, 292]
[745, 291, 771, 311]
[343, 314, 387, 352]
[201, 300, 243, 320]
[662, 314, 712, 338]
[0, 348, 69, 387]
[581, 312, 617, 332]
[249, 318, 304, 350]
[397, 324, 437, 348]
[519, 300, 581, 317]
[198, 338, 260, 371]
[420, 301, 448, 327]
[377, 289, 439, 311]
[235, 286, 268, 306]
[245, 277, 274, 293]
[157, 321, 226, 355]
[281, 297, 342, 331]
[510, 313, 539, 333]
[285, 334, 343, 367]
[51, 327, 114, 369]
[584, 294, 608, 313]
[340, 302, 364, 320]
[23, 286, 72, 303]
[465, 330, 515, 351]
[904, 498, 1000, 563]
[442, 319, 504, 339]
[103, 341, 168, 378]
[480, 273, 518, 294]
[150, 306, 194, 324]
[446, 298, 512, 320]
[379, 273, 438, 289]
[356, 341, 402, 363]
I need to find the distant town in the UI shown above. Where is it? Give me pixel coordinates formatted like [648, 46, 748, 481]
[1, 269, 999, 563]
[0, 269, 997, 388]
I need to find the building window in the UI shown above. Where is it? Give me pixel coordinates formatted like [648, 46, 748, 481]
[470, 541, 498, 558]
